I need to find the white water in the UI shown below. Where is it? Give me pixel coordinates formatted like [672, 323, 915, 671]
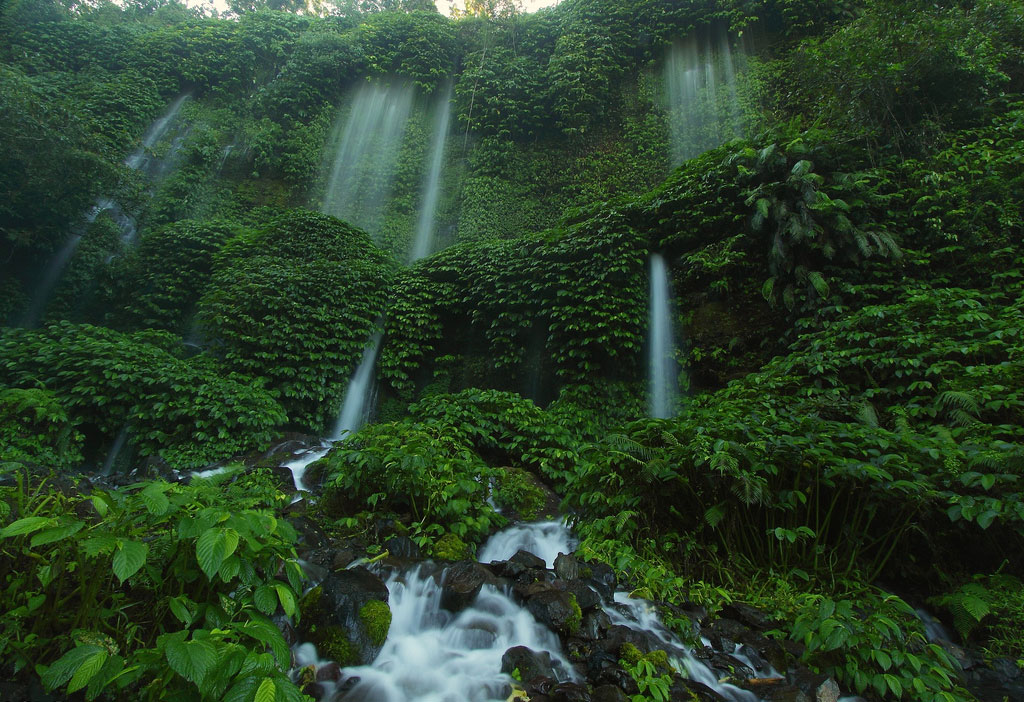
[665, 28, 745, 165]
[648, 254, 680, 418]
[607, 593, 767, 702]
[22, 95, 191, 325]
[477, 521, 575, 569]
[285, 445, 331, 493]
[331, 331, 384, 440]
[335, 566, 575, 701]
[409, 85, 453, 263]
[323, 81, 415, 236]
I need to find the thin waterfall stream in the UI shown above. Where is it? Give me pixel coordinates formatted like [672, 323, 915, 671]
[21, 94, 191, 326]
[648, 253, 680, 418]
[409, 84, 453, 263]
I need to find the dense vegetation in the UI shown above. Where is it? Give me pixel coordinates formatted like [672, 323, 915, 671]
[2, 0, 1024, 700]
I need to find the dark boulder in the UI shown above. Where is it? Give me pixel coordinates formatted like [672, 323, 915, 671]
[502, 645, 557, 682]
[554, 553, 579, 580]
[298, 566, 391, 666]
[526, 590, 583, 636]
[441, 561, 493, 612]
[591, 685, 628, 702]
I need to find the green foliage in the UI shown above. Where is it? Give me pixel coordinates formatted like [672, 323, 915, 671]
[355, 11, 456, 90]
[100, 219, 239, 334]
[0, 322, 286, 468]
[0, 468, 307, 701]
[199, 209, 394, 429]
[323, 418, 501, 544]
[788, 591, 963, 701]
[493, 467, 545, 520]
[0, 388, 83, 468]
[933, 574, 1024, 658]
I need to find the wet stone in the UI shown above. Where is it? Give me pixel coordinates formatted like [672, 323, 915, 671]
[502, 645, 556, 682]
[670, 678, 731, 701]
[441, 561, 490, 612]
[580, 610, 611, 641]
[591, 684, 629, 702]
[554, 552, 579, 580]
[510, 549, 547, 570]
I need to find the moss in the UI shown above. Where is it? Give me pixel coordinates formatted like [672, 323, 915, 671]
[619, 642, 671, 672]
[566, 593, 582, 635]
[493, 467, 545, 520]
[359, 599, 392, 647]
[620, 642, 643, 665]
[432, 532, 471, 561]
[316, 625, 360, 666]
[299, 585, 324, 622]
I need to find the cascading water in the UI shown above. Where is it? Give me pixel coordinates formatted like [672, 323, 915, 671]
[323, 81, 415, 237]
[21, 95, 191, 326]
[331, 331, 384, 440]
[665, 27, 745, 165]
[648, 253, 680, 418]
[295, 521, 783, 701]
[477, 521, 575, 569]
[409, 84, 453, 263]
[326, 565, 576, 701]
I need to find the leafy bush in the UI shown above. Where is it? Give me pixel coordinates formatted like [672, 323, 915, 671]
[199, 210, 395, 430]
[0, 388, 83, 468]
[0, 468, 308, 701]
[0, 323, 286, 468]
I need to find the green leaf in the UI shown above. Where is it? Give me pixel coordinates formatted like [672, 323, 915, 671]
[112, 540, 148, 583]
[168, 596, 194, 626]
[255, 677, 276, 702]
[884, 673, 903, 698]
[140, 483, 170, 516]
[67, 650, 107, 694]
[165, 637, 217, 686]
[1, 516, 52, 538]
[196, 528, 227, 580]
[30, 520, 84, 547]
[875, 650, 892, 671]
[275, 584, 296, 617]
[254, 585, 277, 615]
[41, 645, 104, 691]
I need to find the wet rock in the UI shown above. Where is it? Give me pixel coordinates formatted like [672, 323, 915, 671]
[526, 590, 583, 636]
[273, 613, 298, 646]
[441, 561, 492, 612]
[502, 646, 557, 682]
[385, 535, 421, 560]
[581, 560, 616, 600]
[670, 678, 730, 701]
[289, 515, 329, 548]
[600, 624, 663, 657]
[703, 617, 759, 651]
[767, 685, 811, 702]
[565, 580, 601, 611]
[510, 549, 547, 570]
[298, 566, 391, 666]
[591, 684, 629, 702]
[316, 662, 342, 682]
[737, 643, 769, 672]
[707, 652, 754, 680]
[788, 671, 840, 702]
[554, 552, 579, 580]
[720, 602, 777, 631]
[580, 610, 611, 641]
[549, 681, 591, 701]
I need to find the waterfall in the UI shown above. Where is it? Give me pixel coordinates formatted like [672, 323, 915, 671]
[331, 331, 384, 440]
[648, 254, 680, 419]
[665, 27, 744, 165]
[409, 85, 453, 263]
[21, 95, 191, 326]
[100, 426, 130, 476]
[323, 80, 415, 237]
[477, 521, 575, 569]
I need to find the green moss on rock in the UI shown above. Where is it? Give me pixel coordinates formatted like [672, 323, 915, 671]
[317, 625, 360, 666]
[432, 532, 471, 561]
[359, 599, 392, 647]
[567, 593, 582, 635]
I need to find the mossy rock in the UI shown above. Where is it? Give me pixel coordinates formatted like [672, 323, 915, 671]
[432, 532, 471, 561]
[315, 625, 360, 667]
[567, 593, 582, 636]
[359, 599, 392, 647]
